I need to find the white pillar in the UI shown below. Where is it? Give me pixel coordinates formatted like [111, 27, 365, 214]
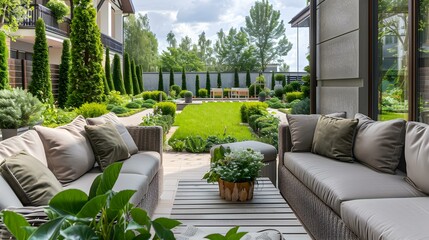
[98, 0, 112, 36]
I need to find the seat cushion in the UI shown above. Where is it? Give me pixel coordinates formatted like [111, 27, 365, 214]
[210, 141, 277, 163]
[341, 198, 429, 240]
[120, 151, 161, 182]
[284, 152, 425, 215]
[0, 130, 47, 166]
[0, 176, 23, 210]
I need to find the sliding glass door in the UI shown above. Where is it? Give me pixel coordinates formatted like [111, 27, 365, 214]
[417, 2, 429, 123]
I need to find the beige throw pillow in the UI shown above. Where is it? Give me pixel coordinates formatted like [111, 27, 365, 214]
[0, 151, 63, 206]
[34, 116, 95, 183]
[312, 115, 358, 162]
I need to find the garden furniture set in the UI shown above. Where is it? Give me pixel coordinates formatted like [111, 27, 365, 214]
[209, 88, 250, 99]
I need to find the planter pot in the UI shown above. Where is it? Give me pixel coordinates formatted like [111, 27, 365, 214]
[185, 96, 193, 103]
[1, 126, 30, 140]
[258, 95, 266, 102]
[218, 179, 254, 202]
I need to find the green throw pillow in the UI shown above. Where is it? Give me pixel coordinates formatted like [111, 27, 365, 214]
[85, 122, 130, 171]
[312, 115, 359, 162]
[0, 151, 63, 206]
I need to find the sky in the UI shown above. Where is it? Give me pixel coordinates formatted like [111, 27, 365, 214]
[133, 0, 309, 72]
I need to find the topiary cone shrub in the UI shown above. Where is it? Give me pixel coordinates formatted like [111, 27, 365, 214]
[123, 53, 133, 95]
[0, 31, 9, 90]
[58, 39, 71, 108]
[112, 54, 125, 94]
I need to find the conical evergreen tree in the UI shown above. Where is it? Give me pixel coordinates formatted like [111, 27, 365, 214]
[246, 69, 251, 87]
[0, 31, 9, 90]
[131, 60, 140, 94]
[158, 67, 164, 92]
[29, 18, 53, 103]
[123, 53, 133, 95]
[58, 39, 71, 108]
[103, 74, 110, 94]
[112, 54, 125, 94]
[137, 65, 144, 92]
[105, 47, 114, 91]
[217, 72, 222, 88]
[206, 71, 211, 93]
[271, 71, 275, 90]
[181, 67, 187, 90]
[169, 68, 174, 88]
[67, 0, 104, 107]
[234, 68, 239, 87]
[195, 75, 200, 97]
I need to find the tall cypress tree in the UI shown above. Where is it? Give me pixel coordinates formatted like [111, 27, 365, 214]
[181, 67, 187, 90]
[137, 65, 144, 92]
[0, 31, 9, 90]
[271, 71, 275, 90]
[206, 71, 211, 93]
[131, 59, 140, 94]
[158, 67, 164, 92]
[195, 75, 200, 97]
[246, 69, 251, 87]
[105, 47, 114, 91]
[169, 68, 174, 88]
[58, 39, 71, 108]
[234, 68, 239, 87]
[123, 53, 133, 95]
[68, 0, 104, 107]
[217, 72, 222, 88]
[112, 54, 125, 94]
[103, 74, 110, 94]
[29, 18, 53, 103]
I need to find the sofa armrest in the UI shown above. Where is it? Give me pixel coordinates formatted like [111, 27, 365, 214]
[126, 126, 163, 164]
[278, 124, 292, 166]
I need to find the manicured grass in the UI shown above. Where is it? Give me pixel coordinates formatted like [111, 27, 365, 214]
[171, 102, 256, 141]
[379, 112, 407, 121]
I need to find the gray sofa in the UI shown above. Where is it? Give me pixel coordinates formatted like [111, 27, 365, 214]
[0, 117, 163, 217]
[278, 116, 429, 240]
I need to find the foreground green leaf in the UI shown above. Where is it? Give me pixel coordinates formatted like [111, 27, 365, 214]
[2, 210, 31, 240]
[29, 217, 65, 240]
[60, 225, 98, 240]
[49, 189, 88, 215]
[77, 194, 108, 218]
[97, 162, 123, 195]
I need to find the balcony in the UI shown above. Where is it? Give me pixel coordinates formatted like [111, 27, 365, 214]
[101, 33, 123, 54]
[20, 4, 71, 37]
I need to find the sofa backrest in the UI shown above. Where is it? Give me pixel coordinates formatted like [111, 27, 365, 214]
[0, 130, 47, 166]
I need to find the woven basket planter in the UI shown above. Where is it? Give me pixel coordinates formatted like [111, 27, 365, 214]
[218, 179, 254, 202]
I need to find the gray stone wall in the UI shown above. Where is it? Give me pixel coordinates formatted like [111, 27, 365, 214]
[315, 0, 369, 118]
[142, 72, 306, 94]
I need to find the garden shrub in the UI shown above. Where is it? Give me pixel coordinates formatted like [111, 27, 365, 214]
[275, 74, 285, 83]
[240, 102, 268, 123]
[283, 84, 294, 93]
[291, 98, 310, 114]
[260, 125, 278, 136]
[104, 47, 114, 91]
[111, 105, 129, 114]
[106, 104, 116, 110]
[137, 65, 144, 92]
[0, 31, 9, 90]
[268, 101, 285, 109]
[42, 104, 77, 128]
[123, 53, 133, 95]
[125, 101, 140, 109]
[105, 90, 127, 105]
[206, 71, 211, 93]
[144, 99, 157, 105]
[154, 102, 176, 118]
[179, 90, 187, 98]
[248, 84, 262, 97]
[223, 88, 230, 97]
[141, 103, 154, 109]
[142, 91, 167, 101]
[58, 39, 70, 108]
[198, 89, 208, 98]
[181, 67, 187, 90]
[274, 88, 284, 98]
[245, 70, 251, 87]
[46, 0, 69, 22]
[195, 75, 200, 97]
[249, 114, 263, 130]
[141, 114, 173, 134]
[112, 54, 125, 94]
[133, 99, 144, 105]
[170, 85, 181, 94]
[285, 99, 301, 109]
[290, 81, 302, 91]
[286, 91, 304, 103]
[204, 135, 238, 152]
[223, 135, 237, 143]
[184, 91, 193, 98]
[185, 136, 207, 153]
[131, 60, 141, 94]
[76, 102, 108, 118]
[169, 139, 185, 152]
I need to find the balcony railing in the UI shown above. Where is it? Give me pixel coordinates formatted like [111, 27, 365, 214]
[101, 33, 123, 54]
[20, 4, 71, 37]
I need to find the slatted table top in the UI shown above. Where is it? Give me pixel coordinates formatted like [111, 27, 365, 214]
[171, 178, 310, 240]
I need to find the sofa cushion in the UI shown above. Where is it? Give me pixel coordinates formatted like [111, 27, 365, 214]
[312, 116, 358, 162]
[120, 151, 161, 182]
[86, 112, 138, 155]
[0, 151, 62, 206]
[283, 152, 425, 215]
[34, 116, 95, 183]
[341, 198, 429, 240]
[353, 113, 406, 174]
[85, 122, 130, 171]
[286, 112, 346, 152]
[405, 121, 429, 194]
[64, 171, 149, 206]
[0, 130, 47, 166]
[0, 176, 23, 210]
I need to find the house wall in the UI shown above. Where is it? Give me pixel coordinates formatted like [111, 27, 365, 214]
[96, 0, 123, 43]
[315, 0, 369, 118]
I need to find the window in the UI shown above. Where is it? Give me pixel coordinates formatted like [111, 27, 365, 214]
[417, 3, 429, 123]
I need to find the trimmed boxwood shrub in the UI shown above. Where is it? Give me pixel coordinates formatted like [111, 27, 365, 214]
[198, 89, 208, 98]
[154, 102, 176, 118]
[170, 84, 181, 94]
[111, 105, 129, 114]
[240, 102, 268, 123]
[291, 98, 310, 114]
[290, 81, 301, 91]
[142, 91, 167, 101]
[106, 104, 116, 110]
[178, 90, 187, 98]
[286, 91, 304, 103]
[76, 102, 108, 118]
[125, 101, 140, 109]
[274, 88, 284, 99]
[133, 99, 144, 105]
[141, 103, 154, 108]
[144, 99, 157, 105]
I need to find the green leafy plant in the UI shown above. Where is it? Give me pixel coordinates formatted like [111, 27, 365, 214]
[144, 99, 157, 105]
[111, 106, 129, 114]
[234, 68, 239, 87]
[125, 101, 141, 109]
[105, 90, 129, 105]
[274, 88, 283, 99]
[205, 226, 248, 240]
[140, 113, 173, 134]
[203, 146, 265, 183]
[141, 103, 154, 108]
[289, 81, 301, 91]
[185, 136, 207, 153]
[0, 88, 44, 129]
[178, 90, 187, 98]
[285, 91, 303, 103]
[240, 102, 268, 123]
[198, 89, 208, 98]
[291, 98, 310, 114]
[42, 104, 77, 127]
[142, 91, 168, 101]
[75, 102, 108, 118]
[168, 139, 185, 152]
[245, 70, 251, 87]
[184, 91, 193, 98]
[0, 162, 181, 239]
[46, 0, 70, 22]
[170, 85, 181, 95]
[154, 102, 176, 118]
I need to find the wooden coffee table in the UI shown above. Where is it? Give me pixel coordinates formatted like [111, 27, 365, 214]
[171, 178, 310, 239]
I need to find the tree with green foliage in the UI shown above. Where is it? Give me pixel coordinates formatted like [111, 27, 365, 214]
[166, 30, 177, 48]
[137, 65, 144, 92]
[169, 68, 174, 87]
[104, 48, 114, 91]
[246, 69, 251, 87]
[234, 68, 239, 87]
[0, 0, 31, 33]
[301, 55, 311, 98]
[123, 53, 133, 95]
[0, 31, 9, 90]
[206, 71, 211, 93]
[58, 39, 70, 108]
[271, 72, 275, 90]
[197, 31, 214, 69]
[195, 75, 200, 97]
[102, 74, 110, 95]
[131, 59, 140, 94]
[112, 54, 125, 94]
[181, 67, 187, 90]
[29, 18, 53, 103]
[217, 72, 222, 88]
[160, 47, 204, 72]
[68, 0, 104, 107]
[244, 0, 292, 71]
[158, 67, 164, 92]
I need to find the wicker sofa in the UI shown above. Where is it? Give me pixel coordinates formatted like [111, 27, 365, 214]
[278, 114, 429, 240]
[0, 114, 163, 225]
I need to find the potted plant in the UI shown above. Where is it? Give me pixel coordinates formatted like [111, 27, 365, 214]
[184, 90, 193, 103]
[203, 146, 265, 202]
[46, 0, 70, 23]
[0, 88, 44, 139]
[258, 91, 266, 102]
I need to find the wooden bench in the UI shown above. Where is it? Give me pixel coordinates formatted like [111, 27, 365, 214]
[210, 88, 223, 98]
[230, 88, 249, 98]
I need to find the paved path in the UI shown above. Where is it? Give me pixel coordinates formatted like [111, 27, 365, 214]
[117, 109, 153, 126]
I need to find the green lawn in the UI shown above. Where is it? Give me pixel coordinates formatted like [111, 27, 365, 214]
[378, 112, 408, 121]
[171, 102, 256, 141]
